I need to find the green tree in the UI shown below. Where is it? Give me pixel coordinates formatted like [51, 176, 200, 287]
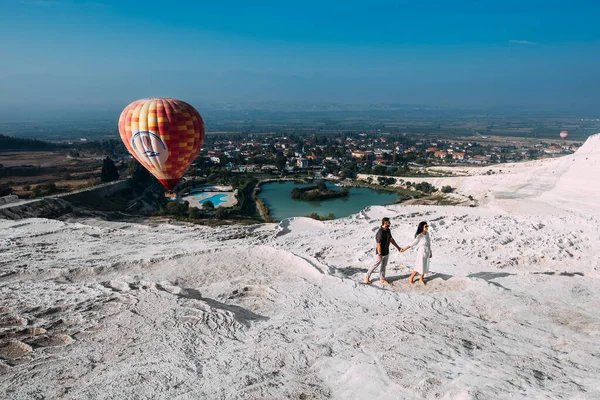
[207, 173, 219, 183]
[101, 157, 120, 183]
[340, 168, 354, 179]
[166, 201, 181, 215]
[377, 177, 395, 186]
[32, 185, 42, 197]
[215, 207, 229, 220]
[219, 169, 232, 184]
[415, 182, 436, 194]
[234, 154, 245, 165]
[528, 149, 538, 160]
[166, 200, 189, 217]
[202, 200, 215, 210]
[40, 182, 59, 194]
[188, 207, 203, 219]
[126, 159, 151, 187]
[0, 185, 12, 196]
[275, 152, 287, 171]
[372, 165, 387, 175]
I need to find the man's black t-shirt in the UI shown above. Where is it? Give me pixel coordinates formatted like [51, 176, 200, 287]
[375, 227, 392, 256]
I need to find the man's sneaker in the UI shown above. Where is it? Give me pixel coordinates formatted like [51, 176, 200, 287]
[364, 277, 371, 284]
[380, 279, 390, 285]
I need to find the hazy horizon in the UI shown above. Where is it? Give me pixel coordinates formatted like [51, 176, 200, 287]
[1, 0, 599, 115]
[0, 102, 598, 125]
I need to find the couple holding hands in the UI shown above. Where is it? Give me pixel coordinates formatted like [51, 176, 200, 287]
[365, 218, 432, 286]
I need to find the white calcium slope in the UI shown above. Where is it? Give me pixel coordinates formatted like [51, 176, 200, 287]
[536, 133, 600, 213]
[1, 135, 600, 399]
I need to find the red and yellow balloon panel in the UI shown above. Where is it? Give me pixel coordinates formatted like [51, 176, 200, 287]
[118, 98, 205, 191]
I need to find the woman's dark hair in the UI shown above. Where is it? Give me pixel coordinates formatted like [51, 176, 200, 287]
[415, 221, 428, 238]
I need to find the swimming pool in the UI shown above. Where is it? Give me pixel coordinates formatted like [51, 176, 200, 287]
[194, 193, 229, 206]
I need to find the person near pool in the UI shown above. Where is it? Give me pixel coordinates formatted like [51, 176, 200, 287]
[401, 221, 432, 285]
[365, 217, 402, 285]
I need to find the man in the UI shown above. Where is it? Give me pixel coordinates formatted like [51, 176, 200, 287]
[365, 217, 402, 285]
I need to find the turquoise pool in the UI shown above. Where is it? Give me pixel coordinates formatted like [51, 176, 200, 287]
[192, 193, 228, 206]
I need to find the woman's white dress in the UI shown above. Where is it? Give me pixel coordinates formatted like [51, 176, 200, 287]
[409, 232, 431, 274]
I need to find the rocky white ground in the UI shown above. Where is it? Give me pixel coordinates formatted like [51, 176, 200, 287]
[1, 135, 600, 399]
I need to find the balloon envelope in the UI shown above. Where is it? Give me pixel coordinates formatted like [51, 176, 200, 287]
[118, 98, 205, 191]
[560, 130, 568, 139]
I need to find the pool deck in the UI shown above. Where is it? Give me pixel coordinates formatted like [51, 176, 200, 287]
[190, 185, 233, 193]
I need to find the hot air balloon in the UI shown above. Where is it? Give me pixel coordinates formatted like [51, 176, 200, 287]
[560, 130, 568, 139]
[118, 98, 205, 191]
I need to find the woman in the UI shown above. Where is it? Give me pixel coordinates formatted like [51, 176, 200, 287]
[401, 221, 432, 285]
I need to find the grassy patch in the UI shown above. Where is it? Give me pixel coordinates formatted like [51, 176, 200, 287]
[305, 212, 336, 221]
[409, 194, 462, 206]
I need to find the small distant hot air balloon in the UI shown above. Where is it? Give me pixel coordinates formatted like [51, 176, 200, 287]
[560, 130, 568, 139]
[118, 98, 205, 191]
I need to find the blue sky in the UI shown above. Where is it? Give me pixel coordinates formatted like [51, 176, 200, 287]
[1, 0, 599, 113]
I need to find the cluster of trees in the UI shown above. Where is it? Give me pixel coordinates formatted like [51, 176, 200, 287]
[74, 139, 126, 158]
[0, 133, 128, 159]
[291, 181, 349, 201]
[0, 135, 125, 157]
[369, 164, 409, 176]
[31, 182, 61, 197]
[367, 164, 441, 178]
[187, 161, 236, 185]
[369, 176, 453, 196]
[377, 176, 396, 185]
[0, 134, 62, 151]
[410, 182, 437, 194]
[165, 199, 231, 220]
